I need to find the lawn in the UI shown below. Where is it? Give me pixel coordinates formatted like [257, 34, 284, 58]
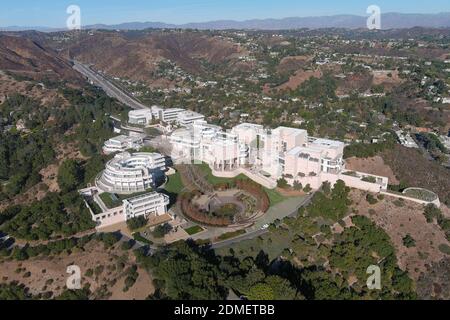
[195, 163, 247, 186]
[132, 232, 153, 245]
[99, 191, 150, 209]
[164, 172, 184, 194]
[184, 225, 204, 236]
[217, 229, 246, 241]
[85, 197, 103, 215]
[264, 188, 287, 206]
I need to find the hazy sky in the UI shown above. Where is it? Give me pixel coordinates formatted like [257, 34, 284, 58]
[1, 0, 449, 27]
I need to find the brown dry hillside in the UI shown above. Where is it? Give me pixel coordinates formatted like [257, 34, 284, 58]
[0, 71, 68, 105]
[0, 33, 82, 83]
[351, 189, 450, 283]
[345, 156, 399, 185]
[381, 145, 450, 205]
[0, 240, 154, 300]
[62, 31, 247, 84]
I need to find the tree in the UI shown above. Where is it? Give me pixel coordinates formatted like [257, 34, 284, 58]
[58, 160, 83, 192]
[152, 223, 172, 238]
[127, 216, 148, 231]
[247, 283, 274, 300]
[303, 184, 312, 193]
[402, 235, 416, 248]
[293, 181, 303, 191]
[322, 182, 331, 195]
[56, 288, 90, 300]
[0, 282, 32, 300]
[277, 178, 289, 189]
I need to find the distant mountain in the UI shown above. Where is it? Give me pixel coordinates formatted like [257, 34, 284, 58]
[2, 12, 450, 32]
[183, 13, 450, 30]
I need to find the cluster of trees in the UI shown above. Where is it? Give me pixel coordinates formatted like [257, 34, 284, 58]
[131, 180, 417, 300]
[329, 215, 416, 299]
[6, 235, 92, 261]
[415, 133, 449, 164]
[0, 86, 126, 231]
[423, 204, 450, 241]
[343, 141, 393, 159]
[152, 223, 173, 238]
[0, 282, 33, 300]
[296, 73, 337, 102]
[137, 241, 227, 299]
[307, 180, 352, 222]
[136, 241, 301, 300]
[123, 265, 139, 292]
[126, 216, 148, 231]
[56, 88, 128, 157]
[0, 130, 55, 198]
[57, 155, 110, 193]
[0, 192, 95, 241]
[1, 233, 120, 261]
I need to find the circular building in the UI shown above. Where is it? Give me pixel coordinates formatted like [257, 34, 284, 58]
[96, 152, 166, 194]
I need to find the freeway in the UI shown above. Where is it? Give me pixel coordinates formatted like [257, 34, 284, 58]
[211, 192, 315, 249]
[73, 61, 149, 110]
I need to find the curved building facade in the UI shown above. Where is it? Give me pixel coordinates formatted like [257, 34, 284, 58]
[96, 152, 166, 194]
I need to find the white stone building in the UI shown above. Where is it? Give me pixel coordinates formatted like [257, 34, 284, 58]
[123, 192, 170, 220]
[169, 121, 388, 192]
[80, 188, 170, 229]
[128, 109, 153, 126]
[177, 110, 205, 127]
[151, 106, 185, 123]
[102, 134, 145, 154]
[96, 152, 166, 194]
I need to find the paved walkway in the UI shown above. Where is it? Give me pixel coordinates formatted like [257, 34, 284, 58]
[191, 194, 311, 243]
[246, 195, 308, 232]
[211, 193, 315, 249]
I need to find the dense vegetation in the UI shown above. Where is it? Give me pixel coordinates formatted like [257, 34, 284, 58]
[0, 85, 128, 240]
[137, 181, 416, 300]
[344, 141, 394, 159]
[0, 282, 33, 300]
[0, 192, 95, 241]
[0, 129, 55, 198]
[382, 145, 450, 206]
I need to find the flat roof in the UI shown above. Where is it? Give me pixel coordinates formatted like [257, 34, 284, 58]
[287, 145, 324, 156]
[129, 109, 152, 116]
[310, 137, 345, 149]
[109, 134, 145, 143]
[178, 110, 204, 118]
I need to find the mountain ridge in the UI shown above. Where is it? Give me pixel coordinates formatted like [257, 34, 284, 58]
[2, 12, 450, 32]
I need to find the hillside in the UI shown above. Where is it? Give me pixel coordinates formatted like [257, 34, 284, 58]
[0, 34, 82, 83]
[381, 145, 450, 206]
[59, 31, 249, 85]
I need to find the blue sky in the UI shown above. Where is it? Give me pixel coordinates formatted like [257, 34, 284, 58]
[1, 0, 449, 27]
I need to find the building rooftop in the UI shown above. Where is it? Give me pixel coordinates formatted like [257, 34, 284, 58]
[309, 137, 345, 149]
[129, 109, 152, 116]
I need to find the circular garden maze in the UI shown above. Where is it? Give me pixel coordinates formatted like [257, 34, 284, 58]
[179, 174, 270, 227]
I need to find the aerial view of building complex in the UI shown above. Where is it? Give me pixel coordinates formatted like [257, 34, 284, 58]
[0, 0, 449, 312]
